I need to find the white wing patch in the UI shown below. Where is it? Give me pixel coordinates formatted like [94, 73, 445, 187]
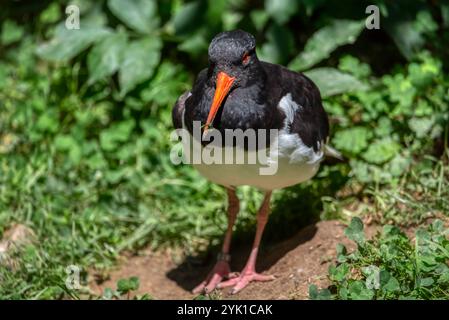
[276, 93, 324, 164]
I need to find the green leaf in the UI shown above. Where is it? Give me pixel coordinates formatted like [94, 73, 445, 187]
[362, 139, 400, 164]
[82, 3, 108, 27]
[102, 287, 114, 299]
[442, 4, 449, 27]
[100, 120, 135, 151]
[374, 117, 393, 137]
[438, 271, 449, 285]
[264, 0, 298, 25]
[382, 274, 400, 292]
[338, 55, 371, 79]
[333, 127, 372, 154]
[36, 25, 111, 62]
[336, 243, 348, 263]
[207, 0, 228, 24]
[222, 12, 243, 30]
[178, 32, 208, 57]
[382, 74, 416, 111]
[172, 0, 204, 36]
[329, 263, 349, 282]
[345, 217, 365, 244]
[408, 55, 441, 89]
[140, 61, 188, 106]
[304, 68, 368, 97]
[309, 285, 332, 300]
[1, 20, 25, 45]
[289, 20, 364, 71]
[250, 10, 269, 31]
[40, 3, 61, 24]
[387, 154, 410, 177]
[419, 277, 434, 287]
[408, 117, 435, 138]
[107, 0, 159, 34]
[55, 135, 77, 150]
[105, 168, 129, 184]
[431, 219, 444, 232]
[87, 32, 127, 84]
[118, 37, 162, 96]
[258, 24, 294, 64]
[36, 112, 59, 133]
[117, 276, 140, 294]
[414, 11, 438, 33]
[86, 153, 107, 170]
[54, 134, 83, 164]
[348, 281, 374, 300]
[384, 19, 424, 61]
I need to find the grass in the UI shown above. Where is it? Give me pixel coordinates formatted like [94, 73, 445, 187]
[1, 1, 449, 300]
[309, 154, 449, 300]
[1, 48, 448, 298]
[310, 217, 449, 300]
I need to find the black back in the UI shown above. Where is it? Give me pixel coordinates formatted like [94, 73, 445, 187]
[173, 31, 329, 152]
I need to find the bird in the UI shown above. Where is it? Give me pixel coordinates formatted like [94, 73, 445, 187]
[172, 29, 341, 294]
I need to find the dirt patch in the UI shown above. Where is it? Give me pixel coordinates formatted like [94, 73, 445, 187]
[0, 224, 36, 270]
[91, 220, 379, 300]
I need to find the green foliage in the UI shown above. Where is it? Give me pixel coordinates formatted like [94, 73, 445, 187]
[264, 0, 298, 25]
[107, 0, 159, 33]
[1, 20, 24, 45]
[311, 218, 449, 300]
[1, 0, 448, 300]
[87, 32, 127, 84]
[304, 68, 368, 97]
[36, 25, 112, 61]
[117, 276, 139, 294]
[101, 277, 152, 299]
[344, 217, 365, 244]
[118, 37, 162, 96]
[366, 158, 449, 226]
[289, 19, 364, 71]
[329, 52, 448, 184]
[333, 127, 372, 154]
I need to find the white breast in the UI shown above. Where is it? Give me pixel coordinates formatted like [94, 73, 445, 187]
[182, 94, 325, 191]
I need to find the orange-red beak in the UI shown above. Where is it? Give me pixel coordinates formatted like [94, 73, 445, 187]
[203, 71, 235, 138]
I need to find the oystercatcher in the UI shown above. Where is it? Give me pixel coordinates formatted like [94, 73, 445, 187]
[172, 30, 341, 294]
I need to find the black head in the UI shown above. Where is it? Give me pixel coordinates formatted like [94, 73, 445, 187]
[203, 30, 263, 135]
[207, 30, 260, 88]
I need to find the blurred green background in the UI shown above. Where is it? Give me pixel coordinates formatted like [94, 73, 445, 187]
[0, 0, 448, 299]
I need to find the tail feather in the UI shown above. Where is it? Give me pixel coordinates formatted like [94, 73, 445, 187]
[324, 144, 343, 160]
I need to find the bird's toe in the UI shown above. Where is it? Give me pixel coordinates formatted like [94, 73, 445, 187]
[219, 272, 275, 294]
[192, 260, 235, 294]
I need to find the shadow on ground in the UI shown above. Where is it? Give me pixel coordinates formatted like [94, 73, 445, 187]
[166, 166, 349, 293]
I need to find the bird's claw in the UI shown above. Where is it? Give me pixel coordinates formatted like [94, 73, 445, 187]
[192, 260, 238, 294]
[217, 272, 275, 294]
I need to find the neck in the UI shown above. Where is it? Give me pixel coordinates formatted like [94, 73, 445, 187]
[246, 60, 267, 104]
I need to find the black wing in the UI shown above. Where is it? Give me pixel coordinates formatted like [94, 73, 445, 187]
[261, 62, 329, 152]
[289, 73, 329, 152]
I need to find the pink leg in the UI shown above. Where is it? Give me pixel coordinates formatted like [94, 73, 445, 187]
[218, 191, 275, 294]
[193, 188, 240, 294]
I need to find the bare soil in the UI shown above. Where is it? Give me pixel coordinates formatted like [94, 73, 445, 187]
[91, 220, 379, 300]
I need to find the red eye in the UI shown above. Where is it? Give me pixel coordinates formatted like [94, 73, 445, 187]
[242, 52, 250, 65]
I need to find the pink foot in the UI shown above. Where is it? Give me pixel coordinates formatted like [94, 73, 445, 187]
[192, 260, 238, 294]
[218, 271, 275, 294]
